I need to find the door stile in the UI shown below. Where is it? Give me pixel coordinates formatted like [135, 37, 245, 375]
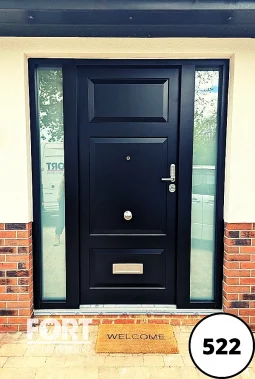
[176, 65, 196, 308]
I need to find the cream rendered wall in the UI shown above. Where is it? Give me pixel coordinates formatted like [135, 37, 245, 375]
[0, 37, 254, 223]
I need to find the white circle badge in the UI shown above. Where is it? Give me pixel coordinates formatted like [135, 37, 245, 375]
[189, 313, 254, 378]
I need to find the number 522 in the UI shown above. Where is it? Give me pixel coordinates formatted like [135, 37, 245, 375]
[203, 338, 241, 355]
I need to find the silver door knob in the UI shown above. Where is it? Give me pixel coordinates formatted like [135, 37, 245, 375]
[124, 210, 132, 221]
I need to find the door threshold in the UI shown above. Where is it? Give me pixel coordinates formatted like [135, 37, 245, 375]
[79, 304, 177, 314]
[34, 305, 222, 316]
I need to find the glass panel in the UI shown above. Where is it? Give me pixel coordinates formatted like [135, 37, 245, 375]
[37, 68, 66, 300]
[190, 70, 219, 301]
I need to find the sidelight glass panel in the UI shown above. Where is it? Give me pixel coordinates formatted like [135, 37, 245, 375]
[37, 68, 66, 300]
[190, 70, 219, 301]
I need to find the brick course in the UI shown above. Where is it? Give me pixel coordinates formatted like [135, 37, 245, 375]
[38, 314, 205, 327]
[0, 222, 33, 332]
[223, 222, 255, 330]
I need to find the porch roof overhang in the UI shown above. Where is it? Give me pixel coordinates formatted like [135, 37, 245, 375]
[0, 0, 255, 38]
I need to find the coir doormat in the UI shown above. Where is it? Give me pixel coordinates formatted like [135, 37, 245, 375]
[96, 324, 178, 354]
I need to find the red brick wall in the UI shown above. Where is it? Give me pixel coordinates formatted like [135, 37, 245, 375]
[223, 222, 255, 330]
[38, 314, 204, 326]
[0, 222, 33, 332]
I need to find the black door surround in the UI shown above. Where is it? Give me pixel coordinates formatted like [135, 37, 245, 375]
[29, 59, 228, 310]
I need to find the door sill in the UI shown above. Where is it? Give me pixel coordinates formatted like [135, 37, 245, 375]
[34, 305, 222, 316]
[79, 304, 176, 314]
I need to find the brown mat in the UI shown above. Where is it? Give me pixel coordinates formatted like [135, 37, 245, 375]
[96, 324, 178, 354]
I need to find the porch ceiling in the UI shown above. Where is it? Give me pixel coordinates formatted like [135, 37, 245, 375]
[0, 0, 255, 37]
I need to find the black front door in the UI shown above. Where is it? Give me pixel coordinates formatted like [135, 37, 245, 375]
[78, 64, 179, 304]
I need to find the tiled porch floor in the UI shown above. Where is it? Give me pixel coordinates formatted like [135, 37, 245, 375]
[0, 326, 254, 378]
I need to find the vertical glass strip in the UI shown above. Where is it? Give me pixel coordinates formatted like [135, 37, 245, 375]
[37, 68, 66, 300]
[190, 70, 219, 301]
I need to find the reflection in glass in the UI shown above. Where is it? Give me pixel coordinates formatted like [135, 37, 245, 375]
[190, 70, 219, 301]
[37, 68, 66, 300]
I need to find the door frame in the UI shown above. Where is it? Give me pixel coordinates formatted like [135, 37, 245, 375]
[29, 58, 229, 310]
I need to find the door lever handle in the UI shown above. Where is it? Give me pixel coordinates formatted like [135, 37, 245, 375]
[161, 164, 175, 182]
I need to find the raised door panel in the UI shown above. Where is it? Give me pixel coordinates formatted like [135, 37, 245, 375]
[88, 78, 169, 122]
[89, 137, 168, 235]
[89, 248, 166, 288]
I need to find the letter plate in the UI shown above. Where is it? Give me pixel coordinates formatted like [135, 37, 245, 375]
[112, 263, 143, 275]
